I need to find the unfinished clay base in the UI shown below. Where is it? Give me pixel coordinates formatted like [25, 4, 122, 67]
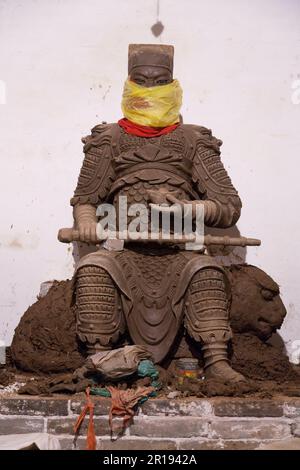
[8, 268, 300, 397]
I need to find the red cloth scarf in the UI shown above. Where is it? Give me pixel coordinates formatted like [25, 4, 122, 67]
[118, 118, 179, 138]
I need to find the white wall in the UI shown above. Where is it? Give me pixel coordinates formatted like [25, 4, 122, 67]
[0, 0, 300, 359]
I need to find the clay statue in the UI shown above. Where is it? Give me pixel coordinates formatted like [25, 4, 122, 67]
[58, 44, 262, 383]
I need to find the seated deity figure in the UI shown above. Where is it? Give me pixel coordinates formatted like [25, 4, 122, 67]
[65, 44, 247, 383]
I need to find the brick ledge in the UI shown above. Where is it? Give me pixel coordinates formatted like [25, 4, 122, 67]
[0, 396, 299, 449]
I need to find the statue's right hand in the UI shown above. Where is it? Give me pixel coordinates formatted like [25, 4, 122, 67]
[77, 221, 98, 244]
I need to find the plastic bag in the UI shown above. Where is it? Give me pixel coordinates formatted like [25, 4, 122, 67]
[90, 345, 153, 380]
[121, 78, 182, 127]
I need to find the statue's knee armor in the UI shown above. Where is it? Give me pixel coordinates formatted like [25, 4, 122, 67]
[184, 268, 232, 344]
[75, 265, 125, 353]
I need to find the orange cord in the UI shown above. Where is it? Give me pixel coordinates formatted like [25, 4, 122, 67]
[74, 385, 154, 447]
[74, 387, 96, 450]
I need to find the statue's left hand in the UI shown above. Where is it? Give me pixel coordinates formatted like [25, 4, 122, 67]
[148, 192, 218, 226]
[148, 191, 203, 219]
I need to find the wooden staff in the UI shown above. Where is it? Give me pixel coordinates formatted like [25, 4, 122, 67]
[58, 227, 261, 247]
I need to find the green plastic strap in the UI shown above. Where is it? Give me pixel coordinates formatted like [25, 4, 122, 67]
[137, 360, 159, 380]
[90, 387, 111, 397]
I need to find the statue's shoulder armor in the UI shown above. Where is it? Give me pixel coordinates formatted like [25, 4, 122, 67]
[71, 123, 120, 206]
[180, 124, 223, 152]
[180, 123, 239, 199]
[82, 122, 119, 151]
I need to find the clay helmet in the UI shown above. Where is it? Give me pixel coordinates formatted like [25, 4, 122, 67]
[128, 44, 174, 75]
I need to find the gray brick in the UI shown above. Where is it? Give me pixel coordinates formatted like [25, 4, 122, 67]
[98, 438, 177, 450]
[59, 437, 86, 450]
[213, 399, 283, 417]
[258, 438, 300, 450]
[58, 436, 177, 451]
[70, 397, 111, 416]
[130, 416, 209, 438]
[284, 400, 300, 418]
[211, 419, 291, 440]
[140, 399, 212, 417]
[47, 416, 123, 436]
[0, 416, 44, 435]
[291, 420, 300, 437]
[177, 400, 213, 416]
[177, 439, 258, 450]
[139, 399, 180, 416]
[0, 398, 68, 416]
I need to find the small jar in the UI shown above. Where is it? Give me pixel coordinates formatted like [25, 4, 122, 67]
[176, 358, 201, 384]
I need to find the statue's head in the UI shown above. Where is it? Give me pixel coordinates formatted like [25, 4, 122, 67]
[128, 44, 174, 87]
[122, 44, 181, 127]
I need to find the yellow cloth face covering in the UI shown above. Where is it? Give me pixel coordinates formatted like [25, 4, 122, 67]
[121, 78, 183, 128]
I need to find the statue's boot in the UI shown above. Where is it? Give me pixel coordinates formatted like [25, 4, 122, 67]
[185, 267, 246, 383]
[202, 340, 245, 383]
[75, 265, 126, 355]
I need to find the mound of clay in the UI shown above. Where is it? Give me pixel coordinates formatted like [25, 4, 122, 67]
[11, 281, 84, 373]
[231, 333, 297, 382]
[0, 368, 14, 387]
[11, 264, 288, 378]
